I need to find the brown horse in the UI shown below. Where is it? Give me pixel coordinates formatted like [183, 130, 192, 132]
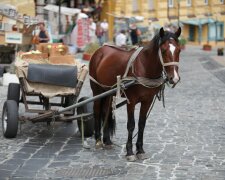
[89, 27, 181, 161]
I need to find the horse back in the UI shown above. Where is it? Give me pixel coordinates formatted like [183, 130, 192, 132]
[89, 46, 135, 87]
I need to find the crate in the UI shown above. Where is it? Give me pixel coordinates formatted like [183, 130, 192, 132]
[49, 55, 75, 65]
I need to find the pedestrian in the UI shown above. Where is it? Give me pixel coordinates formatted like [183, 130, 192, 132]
[164, 22, 172, 32]
[129, 23, 140, 45]
[38, 22, 50, 43]
[89, 17, 97, 42]
[100, 19, 109, 43]
[115, 30, 127, 47]
[95, 22, 103, 46]
[148, 20, 155, 41]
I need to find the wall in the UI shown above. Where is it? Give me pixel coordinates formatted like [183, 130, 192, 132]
[103, 0, 225, 46]
[0, 0, 35, 16]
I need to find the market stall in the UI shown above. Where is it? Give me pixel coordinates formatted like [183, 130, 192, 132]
[0, 4, 39, 73]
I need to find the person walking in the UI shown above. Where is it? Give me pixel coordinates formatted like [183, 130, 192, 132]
[38, 22, 50, 43]
[129, 23, 140, 45]
[89, 17, 97, 42]
[95, 22, 103, 46]
[115, 30, 127, 47]
[100, 19, 108, 43]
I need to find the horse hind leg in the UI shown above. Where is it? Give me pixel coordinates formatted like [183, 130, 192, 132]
[103, 96, 115, 149]
[94, 99, 103, 149]
[126, 103, 136, 161]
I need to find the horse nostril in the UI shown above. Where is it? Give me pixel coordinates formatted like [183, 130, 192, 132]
[169, 77, 174, 84]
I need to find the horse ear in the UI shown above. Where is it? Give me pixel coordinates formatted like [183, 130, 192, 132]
[175, 27, 181, 37]
[159, 27, 164, 38]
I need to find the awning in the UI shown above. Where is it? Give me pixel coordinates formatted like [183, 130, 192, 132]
[181, 18, 216, 26]
[43, 4, 81, 16]
[106, 12, 144, 21]
[152, 23, 161, 29]
[0, 4, 17, 10]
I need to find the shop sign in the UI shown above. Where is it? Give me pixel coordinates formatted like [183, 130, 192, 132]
[5, 32, 22, 44]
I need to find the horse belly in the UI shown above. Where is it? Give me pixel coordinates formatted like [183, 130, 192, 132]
[125, 85, 161, 103]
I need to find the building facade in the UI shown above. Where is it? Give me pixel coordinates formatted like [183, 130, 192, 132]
[103, 0, 225, 46]
[0, 0, 35, 16]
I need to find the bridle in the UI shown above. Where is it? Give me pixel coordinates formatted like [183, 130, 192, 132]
[158, 48, 179, 68]
[158, 41, 180, 87]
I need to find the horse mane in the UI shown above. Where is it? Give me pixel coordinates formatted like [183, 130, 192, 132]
[149, 30, 179, 50]
[150, 33, 161, 50]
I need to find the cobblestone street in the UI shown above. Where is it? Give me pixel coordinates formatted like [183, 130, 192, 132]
[0, 45, 225, 179]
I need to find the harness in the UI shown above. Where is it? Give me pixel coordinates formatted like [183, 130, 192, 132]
[158, 48, 179, 67]
[89, 43, 180, 109]
[89, 45, 172, 90]
[89, 44, 179, 141]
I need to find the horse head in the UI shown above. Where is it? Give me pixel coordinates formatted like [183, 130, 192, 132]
[158, 27, 181, 87]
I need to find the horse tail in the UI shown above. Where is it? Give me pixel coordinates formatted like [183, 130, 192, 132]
[102, 96, 116, 136]
[108, 107, 116, 136]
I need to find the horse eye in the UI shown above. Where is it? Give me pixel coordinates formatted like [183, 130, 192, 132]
[161, 49, 166, 54]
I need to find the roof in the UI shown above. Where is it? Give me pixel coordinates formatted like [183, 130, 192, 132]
[181, 18, 216, 26]
[44, 4, 81, 16]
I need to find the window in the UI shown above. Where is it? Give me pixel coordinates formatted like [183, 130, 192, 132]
[132, 0, 139, 12]
[209, 22, 224, 41]
[168, 0, 174, 8]
[217, 23, 224, 40]
[220, 0, 224, 4]
[0, 22, 4, 31]
[204, 0, 208, 5]
[148, 0, 154, 10]
[187, 0, 192, 6]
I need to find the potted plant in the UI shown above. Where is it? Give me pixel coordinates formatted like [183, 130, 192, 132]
[179, 37, 187, 50]
[83, 42, 100, 61]
[203, 44, 212, 51]
[217, 48, 224, 56]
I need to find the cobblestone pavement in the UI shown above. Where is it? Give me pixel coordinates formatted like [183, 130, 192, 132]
[1, 46, 225, 179]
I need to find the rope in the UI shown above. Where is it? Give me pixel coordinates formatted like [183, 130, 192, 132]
[124, 76, 165, 88]
[89, 75, 113, 89]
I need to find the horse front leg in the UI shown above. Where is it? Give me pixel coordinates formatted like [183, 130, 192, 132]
[136, 100, 152, 160]
[126, 103, 136, 161]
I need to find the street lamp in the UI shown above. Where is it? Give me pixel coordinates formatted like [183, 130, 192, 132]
[177, 0, 181, 27]
[167, 0, 170, 21]
[57, 0, 63, 35]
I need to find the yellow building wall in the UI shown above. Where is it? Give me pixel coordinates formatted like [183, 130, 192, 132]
[0, 0, 35, 16]
[103, 0, 225, 46]
[202, 25, 208, 42]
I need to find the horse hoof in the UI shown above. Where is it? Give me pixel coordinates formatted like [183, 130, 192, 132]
[136, 153, 148, 160]
[104, 144, 113, 150]
[95, 140, 103, 149]
[126, 155, 137, 162]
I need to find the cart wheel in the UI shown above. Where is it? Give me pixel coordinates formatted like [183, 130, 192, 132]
[7, 83, 20, 105]
[0, 66, 4, 77]
[2, 100, 19, 138]
[77, 97, 94, 137]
